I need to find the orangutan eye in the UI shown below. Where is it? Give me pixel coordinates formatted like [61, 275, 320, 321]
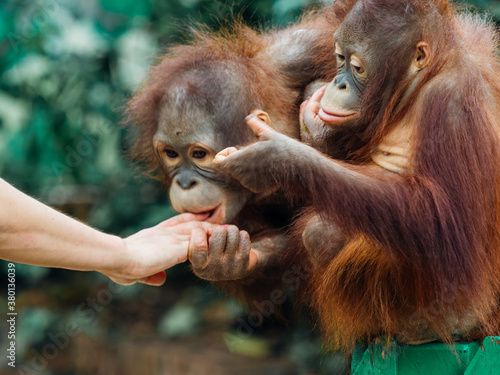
[335, 43, 345, 62]
[350, 56, 365, 75]
[192, 150, 207, 159]
[353, 64, 364, 73]
[165, 149, 179, 159]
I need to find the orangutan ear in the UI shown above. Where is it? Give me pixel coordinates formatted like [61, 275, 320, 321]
[411, 41, 431, 73]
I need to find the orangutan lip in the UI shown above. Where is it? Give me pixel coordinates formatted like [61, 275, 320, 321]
[189, 204, 222, 222]
[197, 207, 217, 219]
[318, 108, 356, 123]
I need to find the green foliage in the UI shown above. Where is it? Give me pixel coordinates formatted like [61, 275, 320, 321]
[158, 303, 202, 338]
[0, 1, 497, 374]
[0, 0, 497, 233]
[0, 0, 332, 237]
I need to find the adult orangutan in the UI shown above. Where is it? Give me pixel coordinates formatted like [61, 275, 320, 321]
[212, 0, 500, 351]
[126, 10, 341, 302]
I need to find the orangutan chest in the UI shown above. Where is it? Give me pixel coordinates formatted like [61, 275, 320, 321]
[372, 123, 415, 174]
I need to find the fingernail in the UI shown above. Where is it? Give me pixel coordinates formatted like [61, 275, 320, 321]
[245, 114, 256, 120]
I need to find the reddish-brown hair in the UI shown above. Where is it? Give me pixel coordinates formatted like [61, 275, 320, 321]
[124, 10, 342, 308]
[290, 0, 500, 351]
[125, 13, 338, 180]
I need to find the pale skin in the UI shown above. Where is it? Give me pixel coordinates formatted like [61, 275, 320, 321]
[0, 178, 221, 286]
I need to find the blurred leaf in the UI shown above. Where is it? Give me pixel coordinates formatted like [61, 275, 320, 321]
[116, 28, 158, 90]
[0, 7, 11, 40]
[224, 332, 271, 358]
[0, 92, 31, 131]
[158, 303, 201, 338]
[100, 0, 153, 18]
[2, 54, 52, 86]
[273, 0, 310, 17]
[17, 307, 58, 357]
[0, 1, 495, 374]
[14, 264, 51, 282]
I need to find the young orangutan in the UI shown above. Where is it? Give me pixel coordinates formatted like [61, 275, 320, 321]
[126, 8, 343, 303]
[211, 0, 500, 351]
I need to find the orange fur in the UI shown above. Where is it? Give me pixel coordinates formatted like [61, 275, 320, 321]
[289, 0, 500, 352]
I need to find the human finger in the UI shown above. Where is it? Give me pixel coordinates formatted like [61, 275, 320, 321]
[158, 213, 210, 228]
[138, 271, 167, 286]
[163, 221, 213, 236]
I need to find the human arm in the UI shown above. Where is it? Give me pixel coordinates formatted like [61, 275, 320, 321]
[0, 178, 210, 286]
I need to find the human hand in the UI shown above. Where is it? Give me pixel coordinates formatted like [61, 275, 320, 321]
[101, 213, 212, 286]
[188, 224, 259, 281]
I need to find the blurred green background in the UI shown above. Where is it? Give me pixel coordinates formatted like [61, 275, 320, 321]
[0, 1, 498, 374]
